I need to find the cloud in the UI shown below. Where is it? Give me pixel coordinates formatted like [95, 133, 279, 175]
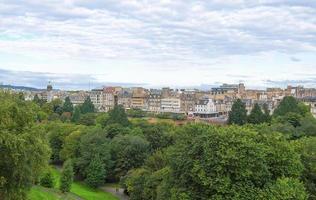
[0, 1, 315, 88]
[290, 56, 301, 62]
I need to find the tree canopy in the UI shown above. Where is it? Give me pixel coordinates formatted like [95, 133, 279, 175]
[228, 99, 247, 125]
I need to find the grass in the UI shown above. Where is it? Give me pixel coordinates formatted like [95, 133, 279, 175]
[71, 182, 118, 200]
[28, 166, 119, 200]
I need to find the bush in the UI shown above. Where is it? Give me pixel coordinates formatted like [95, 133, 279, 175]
[60, 160, 74, 193]
[40, 170, 55, 188]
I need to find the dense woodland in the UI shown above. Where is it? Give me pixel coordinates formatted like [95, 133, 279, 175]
[0, 91, 315, 200]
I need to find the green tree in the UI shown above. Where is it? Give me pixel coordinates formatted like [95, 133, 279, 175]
[63, 97, 74, 113]
[273, 96, 302, 116]
[0, 92, 50, 200]
[51, 99, 64, 115]
[78, 113, 96, 126]
[33, 94, 45, 106]
[71, 106, 81, 123]
[248, 103, 265, 124]
[162, 124, 303, 199]
[263, 103, 272, 123]
[80, 96, 95, 114]
[228, 99, 247, 125]
[40, 170, 55, 188]
[106, 105, 130, 127]
[111, 135, 149, 180]
[77, 130, 112, 183]
[298, 137, 316, 199]
[263, 178, 308, 200]
[85, 156, 107, 188]
[60, 160, 74, 193]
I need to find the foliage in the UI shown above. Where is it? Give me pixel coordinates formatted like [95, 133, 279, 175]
[263, 103, 272, 123]
[104, 123, 130, 139]
[60, 160, 74, 193]
[263, 177, 308, 200]
[85, 156, 107, 188]
[0, 92, 50, 200]
[78, 113, 96, 126]
[156, 112, 186, 120]
[63, 97, 74, 113]
[71, 106, 81, 123]
[40, 170, 55, 188]
[247, 103, 266, 124]
[111, 135, 150, 180]
[106, 105, 130, 127]
[125, 124, 306, 200]
[273, 96, 309, 117]
[228, 98, 247, 125]
[297, 137, 316, 199]
[127, 108, 146, 118]
[80, 96, 95, 114]
[77, 130, 112, 184]
[47, 122, 82, 164]
[96, 113, 109, 128]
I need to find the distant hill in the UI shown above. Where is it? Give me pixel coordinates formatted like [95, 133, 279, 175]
[0, 84, 42, 91]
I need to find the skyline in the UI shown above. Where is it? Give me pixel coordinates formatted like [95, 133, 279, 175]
[1, 0, 316, 89]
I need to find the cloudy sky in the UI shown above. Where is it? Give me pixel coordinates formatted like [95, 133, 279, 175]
[0, 0, 316, 90]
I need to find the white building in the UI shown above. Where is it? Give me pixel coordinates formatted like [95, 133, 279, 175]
[194, 98, 218, 118]
[90, 89, 105, 112]
[160, 98, 181, 113]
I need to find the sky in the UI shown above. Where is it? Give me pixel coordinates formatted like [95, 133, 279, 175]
[0, 0, 316, 90]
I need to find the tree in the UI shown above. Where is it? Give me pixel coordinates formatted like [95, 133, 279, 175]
[228, 99, 247, 125]
[0, 92, 50, 200]
[77, 130, 112, 183]
[111, 135, 149, 180]
[106, 105, 130, 127]
[263, 103, 272, 123]
[297, 137, 316, 199]
[63, 97, 73, 113]
[248, 103, 265, 124]
[40, 170, 55, 188]
[78, 113, 96, 126]
[60, 160, 74, 193]
[33, 94, 45, 106]
[263, 178, 308, 200]
[145, 124, 304, 200]
[273, 96, 308, 117]
[85, 156, 107, 188]
[80, 96, 95, 114]
[71, 106, 81, 123]
[51, 99, 64, 115]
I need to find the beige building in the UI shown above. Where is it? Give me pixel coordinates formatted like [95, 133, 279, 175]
[131, 87, 148, 109]
[161, 98, 181, 113]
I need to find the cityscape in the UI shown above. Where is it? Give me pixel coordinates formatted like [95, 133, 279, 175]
[1, 0, 316, 200]
[3, 82, 316, 122]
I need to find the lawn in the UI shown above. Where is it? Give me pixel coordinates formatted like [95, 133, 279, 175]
[28, 166, 119, 200]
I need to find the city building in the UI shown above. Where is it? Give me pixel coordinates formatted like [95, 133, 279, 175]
[131, 87, 148, 110]
[161, 98, 181, 113]
[147, 89, 162, 112]
[194, 98, 218, 118]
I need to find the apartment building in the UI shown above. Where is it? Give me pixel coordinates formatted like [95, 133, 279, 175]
[148, 89, 162, 112]
[161, 98, 181, 113]
[131, 87, 148, 110]
[90, 89, 105, 112]
[194, 98, 218, 118]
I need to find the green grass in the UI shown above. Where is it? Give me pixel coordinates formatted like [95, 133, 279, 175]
[28, 166, 118, 200]
[28, 186, 60, 200]
[71, 182, 118, 200]
[28, 186, 79, 200]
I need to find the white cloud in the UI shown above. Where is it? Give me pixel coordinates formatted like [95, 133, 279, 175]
[0, 0, 315, 88]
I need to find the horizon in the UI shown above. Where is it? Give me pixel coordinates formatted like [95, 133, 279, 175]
[1, 1, 316, 89]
